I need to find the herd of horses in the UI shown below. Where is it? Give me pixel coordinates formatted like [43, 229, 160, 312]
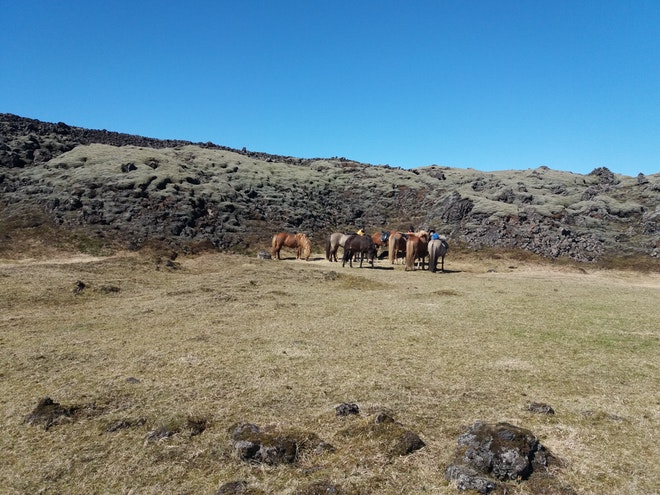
[271, 230, 449, 272]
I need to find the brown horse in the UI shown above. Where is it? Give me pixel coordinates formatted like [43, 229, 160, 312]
[371, 231, 390, 258]
[405, 231, 429, 271]
[427, 237, 449, 273]
[342, 234, 377, 268]
[388, 231, 407, 264]
[271, 232, 311, 260]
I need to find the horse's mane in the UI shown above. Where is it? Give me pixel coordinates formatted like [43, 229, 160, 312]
[297, 233, 312, 260]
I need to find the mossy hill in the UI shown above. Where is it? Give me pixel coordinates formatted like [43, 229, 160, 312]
[1, 113, 658, 263]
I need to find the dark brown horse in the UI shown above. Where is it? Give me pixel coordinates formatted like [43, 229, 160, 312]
[388, 231, 407, 264]
[271, 232, 311, 260]
[428, 237, 449, 272]
[342, 234, 377, 268]
[405, 231, 429, 271]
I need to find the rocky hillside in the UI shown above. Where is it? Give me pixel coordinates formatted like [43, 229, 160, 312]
[1, 113, 658, 262]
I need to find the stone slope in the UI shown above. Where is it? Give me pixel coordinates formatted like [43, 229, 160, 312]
[1, 113, 658, 261]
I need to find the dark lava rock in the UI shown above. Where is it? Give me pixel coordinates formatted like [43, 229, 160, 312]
[24, 397, 75, 430]
[335, 402, 360, 416]
[445, 421, 572, 494]
[338, 410, 426, 458]
[230, 423, 325, 465]
[392, 429, 426, 456]
[527, 402, 555, 415]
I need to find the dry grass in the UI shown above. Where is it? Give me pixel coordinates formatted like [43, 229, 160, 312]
[0, 249, 658, 494]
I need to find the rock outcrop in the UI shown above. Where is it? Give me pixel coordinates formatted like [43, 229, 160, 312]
[2, 113, 658, 262]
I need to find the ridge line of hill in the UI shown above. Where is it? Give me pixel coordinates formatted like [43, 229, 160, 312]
[1, 113, 658, 265]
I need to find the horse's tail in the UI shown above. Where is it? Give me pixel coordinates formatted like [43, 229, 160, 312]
[405, 237, 415, 271]
[271, 234, 278, 257]
[325, 236, 331, 261]
[428, 240, 438, 270]
[388, 234, 396, 264]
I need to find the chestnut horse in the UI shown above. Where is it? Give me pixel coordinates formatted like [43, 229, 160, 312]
[342, 234, 377, 268]
[388, 231, 407, 264]
[271, 232, 311, 261]
[427, 237, 449, 273]
[371, 231, 390, 258]
[405, 231, 429, 271]
[325, 232, 351, 262]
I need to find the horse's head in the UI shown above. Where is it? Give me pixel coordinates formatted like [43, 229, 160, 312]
[300, 235, 312, 260]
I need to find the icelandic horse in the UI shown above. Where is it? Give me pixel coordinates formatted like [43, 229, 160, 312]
[371, 231, 390, 259]
[427, 237, 449, 273]
[388, 231, 407, 265]
[271, 232, 311, 261]
[326, 232, 351, 262]
[404, 231, 429, 271]
[342, 234, 378, 268]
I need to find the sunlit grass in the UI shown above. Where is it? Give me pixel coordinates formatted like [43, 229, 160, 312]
[0, 251, 658, 494]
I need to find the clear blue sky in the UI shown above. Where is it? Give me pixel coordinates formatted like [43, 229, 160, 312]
[2, 1, 658, 176]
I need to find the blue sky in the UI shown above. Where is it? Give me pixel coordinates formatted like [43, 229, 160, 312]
[2, 1, 658, 176]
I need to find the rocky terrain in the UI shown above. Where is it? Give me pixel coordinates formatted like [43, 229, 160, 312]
[1, 113, 658, 262]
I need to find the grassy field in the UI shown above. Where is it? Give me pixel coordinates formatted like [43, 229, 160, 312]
[1, 247, 658, 494]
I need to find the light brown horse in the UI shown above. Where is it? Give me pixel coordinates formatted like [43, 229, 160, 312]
[388, 231, 407, 264]
[405, 231, 429, 271]
[271, 232, 311, 260]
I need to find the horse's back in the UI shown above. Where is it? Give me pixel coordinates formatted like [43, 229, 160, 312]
[429, 238, 448, 255]
[343, 234, 358, 249]
[330, 232, 343, 247]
